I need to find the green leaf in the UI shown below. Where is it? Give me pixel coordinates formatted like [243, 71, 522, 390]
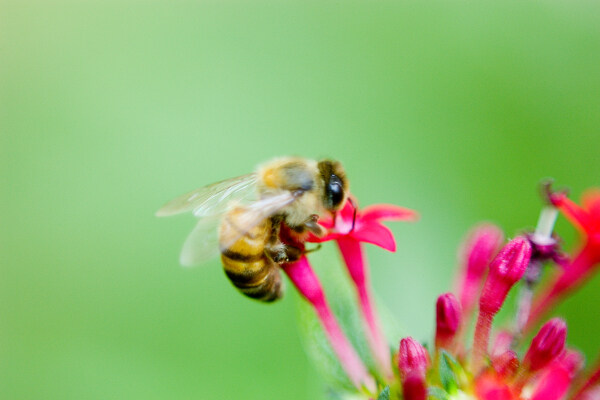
[377, 386, 390, 400]
[438, 352, 459, 393]
[427, 386, 449, 400]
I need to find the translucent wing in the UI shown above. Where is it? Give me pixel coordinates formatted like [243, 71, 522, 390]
[155, 174, 258, 218]
[179, 214, 222, 267]
[179, 192, 297, 267]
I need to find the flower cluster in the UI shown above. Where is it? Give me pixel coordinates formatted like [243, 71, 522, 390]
[278, 184, 600, 400]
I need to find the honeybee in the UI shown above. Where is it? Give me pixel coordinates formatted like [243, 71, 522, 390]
[156, 157, 349, 302]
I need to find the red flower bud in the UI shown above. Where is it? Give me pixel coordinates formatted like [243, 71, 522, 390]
[402, 373, 427, 400]
[472, 238, 532, 372]
[524, 318, 567, 372]
[398, 337, 429, 378]
[458, 224, 504, 313]
[480, 237, 532, 314]
[435, 293, 462, 350]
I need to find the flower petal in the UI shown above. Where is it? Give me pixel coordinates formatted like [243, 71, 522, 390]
[361, 204, 418, 222]
[315, 212, 335, 230]
[475, 373, 515, 400]
[352, 221, 397, 252]
[305, 231, 341, 243]
[557, 196, 592, 234]
[530, 364, 572, 400]
[582, 189, 600, 230]
[338, 198, 357, 222]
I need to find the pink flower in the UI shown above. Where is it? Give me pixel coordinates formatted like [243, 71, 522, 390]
[435, 293, 462, 352]
[289, 183, 600, 400]
[528, 189, 600, 329]
[398, 337, 429, 400]
[530, 363, 573, 400]
[479, 237, 532, 315]
[307, 198, 417, 379]
[457, 224, 504, 317]
[309, 197, 418, 251]
[282, 256, 375, 392]
[398, 337, 429, 378]
[492, 350, 519, 379]
[402, 373, 428, 400]
[472, 237, 532, 372]
[523, 318, 567, 373]
[475, 373, 516, 400]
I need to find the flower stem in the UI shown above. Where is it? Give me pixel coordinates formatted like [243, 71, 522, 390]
[337, 237, 393, 380]
[358, 283, 392, 379]
[472, 311, 493, 373]
[282, 256, 376, 393]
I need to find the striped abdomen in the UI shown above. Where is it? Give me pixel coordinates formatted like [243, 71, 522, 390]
[218, 207, 283, 302]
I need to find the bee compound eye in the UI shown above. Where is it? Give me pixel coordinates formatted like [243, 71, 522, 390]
[328, 180, 344, 208]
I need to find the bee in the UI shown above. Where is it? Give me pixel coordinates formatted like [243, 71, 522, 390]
[156, 157, 349, 302]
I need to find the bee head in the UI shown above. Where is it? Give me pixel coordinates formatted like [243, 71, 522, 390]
[318, 160, 348, 211]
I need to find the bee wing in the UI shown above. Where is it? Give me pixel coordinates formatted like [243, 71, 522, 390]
[179, 214, 222, 267]
[180, 192, 297, 267]
[155, 173, 258, 218]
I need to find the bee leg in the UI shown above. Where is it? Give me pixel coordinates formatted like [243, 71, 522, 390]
[283, 245, 303, 263]
[265, 242, 290, 263]
[303, 243, 322, 254]
[304, 214, 326, 237]
[265, 243, 304, 264]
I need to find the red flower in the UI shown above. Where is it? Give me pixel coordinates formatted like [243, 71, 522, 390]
[307, 198, 417, 379]
[528, 189, 600, 329]
[475, 372, 516, 400]
[550, 189, 600, 250]
[523, 318, 567, 373]
[472, 237, 532, 373]
[549, 188, 600, 265]
[309, 198, 418, 251]
[435, 293, 462, 352]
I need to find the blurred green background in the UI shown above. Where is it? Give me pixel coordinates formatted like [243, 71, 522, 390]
[2, 1, 600, 399]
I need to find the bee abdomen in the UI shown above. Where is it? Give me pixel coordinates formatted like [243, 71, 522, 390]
[221, 254, 283, 302]
[219, 206, 284, 302]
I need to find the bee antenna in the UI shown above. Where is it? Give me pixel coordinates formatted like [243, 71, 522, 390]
[348, 197, 357, 234]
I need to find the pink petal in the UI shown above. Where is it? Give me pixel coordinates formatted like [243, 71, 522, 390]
[352, 221, 397, 252]
[475, 373, 515, 400]
[457, 224, 504, 318]
[317, 214, 335, 230]
[361, 204, 418, 222]
[337, 237, 367, 285]
[531, 364, 572, 400]
[338, 198, 357, 223]
[582, 189, 600, 214]
[582, 189, 600, 230]
[557, 196, 592, 234]
[305, 231, 341, 243]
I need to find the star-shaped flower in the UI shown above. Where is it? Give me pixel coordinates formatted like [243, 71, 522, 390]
[306, 197, 417, 379]
[549, 188, 600, 261]
[308, 197, 418, 251]
[528, 188, 600, 328]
